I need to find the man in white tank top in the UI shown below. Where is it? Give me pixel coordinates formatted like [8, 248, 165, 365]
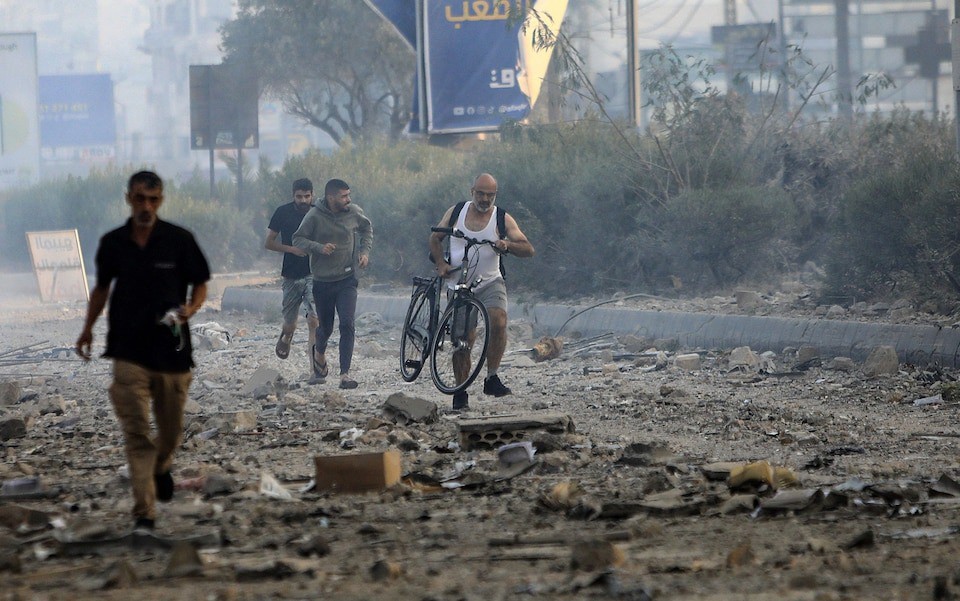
[429, 173, 535, 410]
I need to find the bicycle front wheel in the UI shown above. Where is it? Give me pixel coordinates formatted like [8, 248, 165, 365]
[400, 285, 433, 382]
[430, 296, 489, 394]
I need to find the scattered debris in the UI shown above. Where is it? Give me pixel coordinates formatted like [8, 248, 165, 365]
[531, 336, 564, 362]
[259, 471, 294, 500]
[2, 298, 960, 598]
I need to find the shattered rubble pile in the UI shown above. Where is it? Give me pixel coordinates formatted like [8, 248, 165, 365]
[2, 302, 960, 599]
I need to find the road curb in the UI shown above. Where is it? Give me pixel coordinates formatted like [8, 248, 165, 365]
[222, 287, 960, 368]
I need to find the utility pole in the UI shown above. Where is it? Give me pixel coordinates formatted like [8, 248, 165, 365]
[724, 0, 736, 27]
[778, 0, 789, 112]
[954, 0, 960, 154]
[835, 0, 853, 119]
[724, 0, 737, 93]
[626, 0, 640, 128]
[929, 10, 939, 115]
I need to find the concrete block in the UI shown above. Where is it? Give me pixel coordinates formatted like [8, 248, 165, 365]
[863, 345, 899, 377]
[458, 413, 575, 451]
[673, 353, 701, 371]
[314, 451, 401, 494]
[729, 346, 759, 369]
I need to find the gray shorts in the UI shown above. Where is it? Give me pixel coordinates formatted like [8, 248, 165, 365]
[474, 278, 508, 313]
[281, 276, 316, 324]
[447, 278, 508, 327]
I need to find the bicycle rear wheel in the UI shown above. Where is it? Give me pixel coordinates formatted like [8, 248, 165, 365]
[399, 285, 433, 382]
[430, 296, 489, 394]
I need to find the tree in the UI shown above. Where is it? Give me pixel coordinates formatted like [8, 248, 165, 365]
[220, 0, 415, 145]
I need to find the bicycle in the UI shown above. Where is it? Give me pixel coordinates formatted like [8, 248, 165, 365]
[399, 226, 501, 395]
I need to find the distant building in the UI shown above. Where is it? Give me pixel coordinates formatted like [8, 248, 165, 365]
[704, 0, 951, 117]
[780, 0, 950, 115]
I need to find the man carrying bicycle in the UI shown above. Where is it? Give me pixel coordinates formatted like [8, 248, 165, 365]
[429, 173, 535, 410]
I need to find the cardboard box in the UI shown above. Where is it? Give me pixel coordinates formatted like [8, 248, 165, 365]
[313, 451, 401, 494]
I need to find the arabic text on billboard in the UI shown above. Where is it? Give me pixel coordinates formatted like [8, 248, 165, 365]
[424, 1, 531, 133]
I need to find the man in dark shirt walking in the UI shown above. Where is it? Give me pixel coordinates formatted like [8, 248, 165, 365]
[266, 178, 319, 371]
[75, 170, 210, 532]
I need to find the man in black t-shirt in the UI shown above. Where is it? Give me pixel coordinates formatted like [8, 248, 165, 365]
[76, 170, 210, 532]
[266, 178, 319, 371]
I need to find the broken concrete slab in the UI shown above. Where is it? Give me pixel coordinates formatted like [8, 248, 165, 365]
[759, 488, 824, 513]
[639, 488, 709, 517]
[381, 392, 438, 425]
[0, 418, 27, 441]
[458, 413, 575, 451]
[239, 366, 281, 398]
[55, 528, 221, 557]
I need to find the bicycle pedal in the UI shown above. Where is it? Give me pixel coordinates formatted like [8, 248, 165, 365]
[403, 359, 422, 369]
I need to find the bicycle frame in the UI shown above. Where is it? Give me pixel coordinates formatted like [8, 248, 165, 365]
[400, 225, 501, 392]
[428, 227, 500, 393]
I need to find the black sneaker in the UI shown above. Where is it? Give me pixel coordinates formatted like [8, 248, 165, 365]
[483, 374, 511, 397]
[452, 390, 469, 410]
[155, 472, 174, 502]
[134, 517, 155, 532]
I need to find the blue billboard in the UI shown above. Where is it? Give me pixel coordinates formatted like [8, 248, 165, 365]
[39, 74, 116, 147]
[423, 1, 531, 133]
[364, 0, 416, 48]
[364, 0, 567, 135]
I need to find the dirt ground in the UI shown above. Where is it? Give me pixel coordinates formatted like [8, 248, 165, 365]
[2, 284, 960, 601]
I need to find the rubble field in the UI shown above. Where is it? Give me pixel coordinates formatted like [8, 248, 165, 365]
[2, 288, 960, 601]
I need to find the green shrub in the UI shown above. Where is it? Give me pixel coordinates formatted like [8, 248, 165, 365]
[161, 195, 260, 272]
[1, 107, 956, 311]
[661, 185, 796, 288]
[1, 167, 128, 270]
[0, 167, 259, 274]
[824, 134, 960, 303]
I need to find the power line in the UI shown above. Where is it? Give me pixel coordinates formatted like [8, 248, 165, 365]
[636, 0, 690, 35]
[666, 0, 709, 43]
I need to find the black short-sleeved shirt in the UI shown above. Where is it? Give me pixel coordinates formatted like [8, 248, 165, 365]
[95, 219, 211, 372]
[268, 202, 312, 279]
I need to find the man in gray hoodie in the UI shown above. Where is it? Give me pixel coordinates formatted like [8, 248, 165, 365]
[293, 179, 373, 388]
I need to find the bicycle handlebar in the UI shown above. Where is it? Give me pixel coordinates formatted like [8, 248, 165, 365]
[431, 226, 505, 254]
